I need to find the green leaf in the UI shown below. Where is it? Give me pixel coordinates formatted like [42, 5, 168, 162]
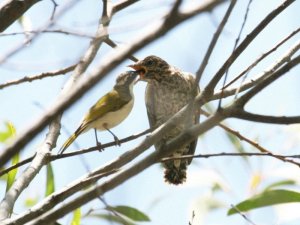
[71, 208, 81, 225]
[6, 153, 19, 192]
[89, 213, 136, 225]
[263, 180, 296, 192]
[108, 205, 150, 222]
[228, 189, 300, 215]
[24, 196, 39, 207]
[0, 121, 16, 143]
[45, 163, 55, 196]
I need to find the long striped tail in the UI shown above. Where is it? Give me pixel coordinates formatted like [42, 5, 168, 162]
[59, 125, 86, 154]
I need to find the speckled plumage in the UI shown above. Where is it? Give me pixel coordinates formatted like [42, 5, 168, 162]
[130, 56, 200, 184]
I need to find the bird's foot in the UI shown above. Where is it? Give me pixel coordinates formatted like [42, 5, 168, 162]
[114, 136, 121, 146]
[97, 141, 105, 152]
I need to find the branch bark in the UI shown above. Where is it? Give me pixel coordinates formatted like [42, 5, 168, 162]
[0, 0, 41, 32]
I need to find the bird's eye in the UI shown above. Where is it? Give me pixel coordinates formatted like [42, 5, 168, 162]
[145, 60, 154, 67]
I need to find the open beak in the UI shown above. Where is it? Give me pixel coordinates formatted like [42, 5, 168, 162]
[128, 64, 146, 84]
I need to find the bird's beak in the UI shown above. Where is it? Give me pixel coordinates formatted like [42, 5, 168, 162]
[128, 64, 146, 84]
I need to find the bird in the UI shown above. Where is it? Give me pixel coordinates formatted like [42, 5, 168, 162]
[59, 71, 138, 154]
[129, 55, 200, 185]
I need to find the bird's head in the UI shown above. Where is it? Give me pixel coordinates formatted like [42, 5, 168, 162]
[114, 71, 138, 90]
[128, 55, 170, 82]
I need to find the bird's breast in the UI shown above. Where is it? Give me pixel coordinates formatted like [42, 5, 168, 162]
[145, 80, 193, 127]
[92, 99, 134, 131]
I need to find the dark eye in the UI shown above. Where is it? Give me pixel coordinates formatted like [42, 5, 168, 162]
[145, 60, 154, 67]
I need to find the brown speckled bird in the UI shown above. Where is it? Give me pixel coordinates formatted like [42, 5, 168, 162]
[129, 55, 200, 185]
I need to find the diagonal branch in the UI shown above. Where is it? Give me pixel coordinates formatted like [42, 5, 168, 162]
[223, 27, 300, 90]
[195, 0, 237, 84]
[20, 112, 225, 225]
[205, 0, 295, 93]
[212, 37, 300, 100]
[234, 54, 300, 107]
[0, 0, 40, 32]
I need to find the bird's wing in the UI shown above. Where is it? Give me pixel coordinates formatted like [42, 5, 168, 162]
[185, 73, 200, 164]
[145, 84, 157, 129]
[82, 90, 128, 127]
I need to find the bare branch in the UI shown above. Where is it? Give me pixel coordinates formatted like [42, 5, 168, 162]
[0, 29, 95, 38]
[112, 0, 140, 14]
[205, 0, 296, 93]
[0, 0, 80, 65]
[212, 37, 300, 100]
[162, 152, 300, 165]
[195, 0, 237, 84]
[231, 110, 300, 124]
[218, 0, 252, 108]
[0, 129, 151, 177]
[104, 38, 139, 62]
[49, 0, 58, 20]
[200, 109, 300, 166]
[0, 64, 76, 90]
[0, 0, 40, 32]
[0, 118, 61, 220]
[223, 27, 300, 90]
[234, 53, 300, 107]
[3, 169, 117, 225]
[24, 112, 225, 224]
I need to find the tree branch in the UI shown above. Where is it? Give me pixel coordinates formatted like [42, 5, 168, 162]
[195, 0, 237, 84]
[0, 0, 80, 64]
[212, 37, 300, 101]
[223, 27, 300, 90]
[0, 129, 151, 177]
[0, 0, 224, 168]
[235, 53, 300, 107]
[20, 112, 225, 225]
[0, 118, 61, 220]
[205, 0, 295, 93]
[231, 110, 300, 124]
[0, 64, 76, 90]
[0, 0, 41, 32]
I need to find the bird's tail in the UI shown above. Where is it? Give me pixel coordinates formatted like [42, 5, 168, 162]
[59, 125, 86, 154]
[163, 162, 187, 185]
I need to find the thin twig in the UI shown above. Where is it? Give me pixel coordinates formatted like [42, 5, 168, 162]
[212, 37, 300, 101]
[223, 27, 300, 90]
[195, 0, 237, 84]
[218, 0, 252, 108]
[0, 29, 95, 38]
[0, 129, 151, 176]
[200, 109, 300, 166]
[0, 64, 76, 90]
[206, 0, 295, 92]
[161, 152, 300, 165]
[104, 38, 139, 62]
[50, 0, 59, 20]
[234, 53, 300, 107]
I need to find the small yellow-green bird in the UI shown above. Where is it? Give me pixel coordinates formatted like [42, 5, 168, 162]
[59, 71, 138, 154]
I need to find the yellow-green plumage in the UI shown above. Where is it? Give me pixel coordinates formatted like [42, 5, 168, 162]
[59, 71, 137, 154]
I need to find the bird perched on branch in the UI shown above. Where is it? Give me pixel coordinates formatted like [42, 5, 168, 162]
[59, 71, 138, 154]
[129, 55, 199, 185]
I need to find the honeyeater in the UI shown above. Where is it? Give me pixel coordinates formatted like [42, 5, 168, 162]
[59, 71, 138, 154]
[130, 56, 199, 185]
